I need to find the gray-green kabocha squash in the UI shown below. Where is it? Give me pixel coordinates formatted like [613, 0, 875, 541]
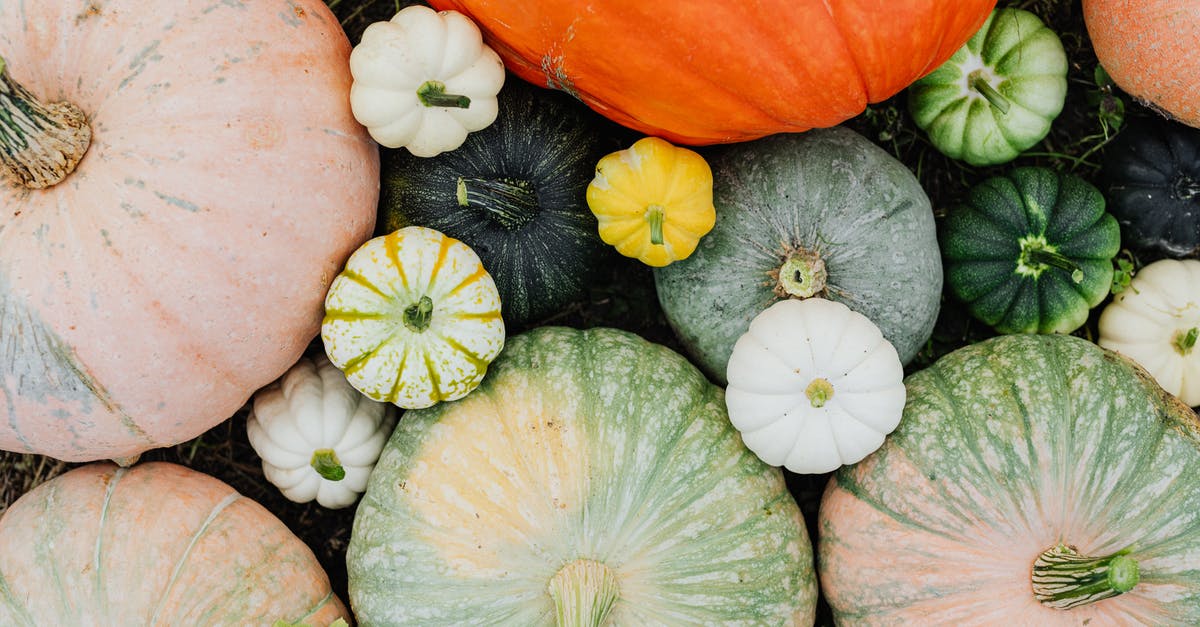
[346, 326, 817, 625]
[655, 127, 942, 383]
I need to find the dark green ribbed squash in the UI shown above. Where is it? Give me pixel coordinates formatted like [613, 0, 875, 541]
[941, 167, 1121, 335]
[378, 79, 612, 326]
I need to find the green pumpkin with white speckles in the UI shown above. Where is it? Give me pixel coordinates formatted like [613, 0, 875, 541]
[942, 167, 1121, 335]
[819, 333, 1200, 623]
[347, 326, 817, 625]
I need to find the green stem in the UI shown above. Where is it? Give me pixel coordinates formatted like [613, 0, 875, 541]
[968, 70, 1011, 115]
[772, 249, 827, 299]
[1173, 175, 1200, 200]
[309, 448, 346, 481]
[1032, 544, 1140, 610]
[456, 176, 541, 230]
[645, 205, 666, 246]
[1175, 327, 1199, 355]
[0, 55, 92, 189]
[416, 80, 471, 108]
[403, 296, 435, 333]
[547, 559, 620, 627]
[1023, 248, 1084, 284]
[805, 378, 834, 408]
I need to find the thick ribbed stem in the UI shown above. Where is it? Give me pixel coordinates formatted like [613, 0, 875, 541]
[645, 205, 666, 246]
[1175, 327, 1198, 356]
[310, 448, 346, 481]
[806, 378, 834, 408]
[403, 296, 435, 332]
[547, 559, 620, 627]
[1032, 544, 1140, 610]
[1173, 174, 1200, 200]
[0, 55, 92, 189]
[1017, 236, 1084, 283]
[417, 80, 471, 108]
[772, 249, 827, 299]
[968, 70, 1011, 115]
[456, 176, 540, 229]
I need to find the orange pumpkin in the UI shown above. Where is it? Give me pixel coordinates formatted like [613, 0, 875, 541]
[0, 1, 378, 462]
[426, 0, 997, 144]
[0, 462, 347, 625]
[1083, 0, 1200, 128]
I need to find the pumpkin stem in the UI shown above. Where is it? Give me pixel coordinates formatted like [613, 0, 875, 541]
[1174, 327, 1199, 355]
[1173, 174, 1200, 200]
[456, 176, 541, 230]
[310, 448, 346, 481]
[805, 378, 834, 408]
[403, 296, 435, 332]
[645, 205, 666, 246]
[0, 55, 92, 189]
[1018, 237, 1084, 283]
[1032, 544, 1140, 610]
[547, 559, 620, 627]
[416, 80, 472, 109]
[968, 70, 1011, 115]
[772, 249, 827, 299]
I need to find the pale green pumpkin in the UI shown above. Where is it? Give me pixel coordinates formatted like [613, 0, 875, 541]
[819, 334, 1200, 623]
[347, 326, 817, 625]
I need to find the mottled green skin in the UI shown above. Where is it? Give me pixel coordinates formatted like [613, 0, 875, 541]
[909, 8, 1068, 166]
[942, 167, 1120, 335]
[378, 81, 611, 327]
[348, 327, 817, 625]
[820, 334, 1200, 624]
[654, 127, 942, 383]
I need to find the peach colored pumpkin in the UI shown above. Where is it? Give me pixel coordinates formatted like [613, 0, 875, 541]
[0, 462, 348, 625]
[0, 0, 378, 462]
[1083, 0, 1200, 128]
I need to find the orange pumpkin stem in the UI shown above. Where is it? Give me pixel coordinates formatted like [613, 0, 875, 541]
[0, 55, 92, 189]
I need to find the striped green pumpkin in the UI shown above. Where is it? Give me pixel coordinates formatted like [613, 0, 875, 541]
[347, 326, 817, 625]
[819, 333, 1200, 624]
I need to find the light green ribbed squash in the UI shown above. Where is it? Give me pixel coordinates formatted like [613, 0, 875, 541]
[819, 334, 1200, 624]
[347, 326, 816, 625]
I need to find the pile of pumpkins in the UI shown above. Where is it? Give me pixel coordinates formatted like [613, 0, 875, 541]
[2, 0, 1199, 624]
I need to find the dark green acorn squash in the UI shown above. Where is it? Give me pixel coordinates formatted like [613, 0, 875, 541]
[1102, 118, 1200, 257]
[941, 167, 1121, 335]
[378, 79, 613, 326]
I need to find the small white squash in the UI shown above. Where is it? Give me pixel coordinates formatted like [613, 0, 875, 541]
[349, 5, 506, 157]
[725, 298, 906, 474]
[321, 226, 506, 409]
[1098, 258, 1200, 407]
[247, 354, 398, 509]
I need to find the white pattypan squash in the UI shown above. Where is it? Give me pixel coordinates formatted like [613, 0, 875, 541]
[247, 354, 398, 509]
[321, 226, 506, 409]
[725, 298, 906, 474]
[1099, 258, 1200, 407]
[349, 5, 505, 157]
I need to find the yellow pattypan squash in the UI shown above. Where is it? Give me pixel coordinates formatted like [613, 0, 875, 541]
[586, 137, 717, 267]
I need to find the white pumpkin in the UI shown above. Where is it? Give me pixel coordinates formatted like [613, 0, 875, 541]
[247, 354, 398, 509]
[1098, 258, 1200, 407]
[321, 226, 506, 409]
[725, 298, 906, 474]
[349, 5, 505, 157]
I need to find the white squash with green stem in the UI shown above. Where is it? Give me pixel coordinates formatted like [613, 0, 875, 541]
[349, 5, 505, 157]
[725, 298, 906, 474]
[247, 354, 398, 509]
[1099, 258, 1200, 407]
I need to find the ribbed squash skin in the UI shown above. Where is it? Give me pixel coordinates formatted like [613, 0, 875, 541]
[819, 334, 1200, 624]
[347, 326, 817, 624]
[427, 0, 996, 144]
[1102, 119, 1200, 256]
[0, 462, 346, 625]
[0, 0, 377, 462]
[378, 81, 610, 326]
[654, 127, 942, 383]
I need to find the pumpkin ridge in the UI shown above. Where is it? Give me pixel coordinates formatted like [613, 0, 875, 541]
[146, 491, 241, 625]
[91, 465, 127, 621]
[0, 566, 33, 625]
[334, 269, 391, 301]
[384, 231, 410, 292]
[384, 346, 411, 406]
[282, 590, 337, 627]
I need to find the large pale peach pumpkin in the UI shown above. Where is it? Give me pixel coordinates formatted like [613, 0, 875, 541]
[819, 334, 1200, 623]
[0, 462, 348, 625]
[0, 1, 378, 461]
[427, 0, 997, 144]
[1083, 0, 1200, 128]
